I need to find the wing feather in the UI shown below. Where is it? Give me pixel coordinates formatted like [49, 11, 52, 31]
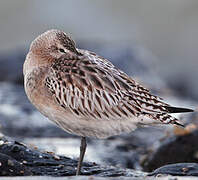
[45, 52, 182, 125]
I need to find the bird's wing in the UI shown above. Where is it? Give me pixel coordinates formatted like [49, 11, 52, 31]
[45, 53, 188, 125]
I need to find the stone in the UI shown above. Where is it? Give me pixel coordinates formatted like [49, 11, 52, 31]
[0, 136, 146, 177]
[149, 163, 198, 176]
[143, 129, 198, 172]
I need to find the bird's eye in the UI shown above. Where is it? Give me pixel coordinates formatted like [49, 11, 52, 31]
[59, 48, 65, 53]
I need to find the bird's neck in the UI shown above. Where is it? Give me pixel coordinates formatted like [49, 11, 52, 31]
[23, 51, 52, 76]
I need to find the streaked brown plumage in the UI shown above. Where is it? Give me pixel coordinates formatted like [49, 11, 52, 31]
[23, 29, 193, 175]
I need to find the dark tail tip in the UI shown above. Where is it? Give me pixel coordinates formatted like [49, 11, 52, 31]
[166, 106, 194, 113]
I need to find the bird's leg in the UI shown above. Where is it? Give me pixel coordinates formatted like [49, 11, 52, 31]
[76, 137, 87, 175]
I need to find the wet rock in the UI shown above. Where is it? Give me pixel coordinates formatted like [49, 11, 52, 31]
[0, 137, 146, 177]
[143, 129, 198, 172]
[0, 153, 32, 176]
[0, 176, 179, 180]
[149, 163, 198, 176]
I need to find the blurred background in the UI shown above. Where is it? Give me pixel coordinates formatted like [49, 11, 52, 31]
[0, 0, 198, 99]
[0, 0, 198, 172]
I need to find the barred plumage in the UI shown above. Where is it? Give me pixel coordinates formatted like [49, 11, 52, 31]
[23, 29, 193, 175]
[24, 29, 193, 137]
[44, 48, 189, 127]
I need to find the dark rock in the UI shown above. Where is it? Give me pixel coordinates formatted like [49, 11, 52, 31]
[0, 137, 145, 177]
[149, 163, 198, 176]
[143, 130, 198, 172]
[0, 153, 32, 176]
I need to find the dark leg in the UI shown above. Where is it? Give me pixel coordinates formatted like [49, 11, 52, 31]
[76, 137, 87, 175]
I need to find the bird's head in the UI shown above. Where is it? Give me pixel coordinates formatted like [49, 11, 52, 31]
[29, 29, 79, 60]
[24, 29, 81, 75]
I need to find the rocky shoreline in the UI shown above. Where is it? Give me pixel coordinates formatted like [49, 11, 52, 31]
[1, 135, 198, 179]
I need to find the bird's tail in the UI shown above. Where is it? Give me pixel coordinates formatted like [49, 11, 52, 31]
[149, 113, 184, 127]
[165, 106, 194, 113]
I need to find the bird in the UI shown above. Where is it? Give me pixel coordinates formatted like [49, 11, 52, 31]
[23, 29, 193, 175]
